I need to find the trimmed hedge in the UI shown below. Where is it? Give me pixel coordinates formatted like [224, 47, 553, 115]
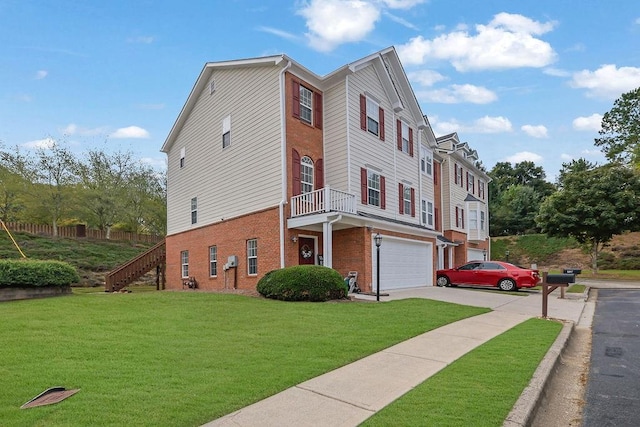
[0, 259, 80, 287]
[257, 265, 347, 302]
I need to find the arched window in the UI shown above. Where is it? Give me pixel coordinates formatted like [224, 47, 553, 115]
[301, 156, 314, 194]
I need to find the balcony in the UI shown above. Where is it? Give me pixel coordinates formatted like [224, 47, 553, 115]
[291, 186, 356, 217]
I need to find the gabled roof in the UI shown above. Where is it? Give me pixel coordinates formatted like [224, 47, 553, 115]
[162, 47, 428, 153]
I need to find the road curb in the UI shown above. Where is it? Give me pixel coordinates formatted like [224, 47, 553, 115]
[503, 320, 574, 427]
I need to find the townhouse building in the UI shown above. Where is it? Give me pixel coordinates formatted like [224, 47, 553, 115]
[161, 47, 489, 293]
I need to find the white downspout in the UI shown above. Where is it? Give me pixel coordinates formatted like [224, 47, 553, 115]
[323, 214, 342, 268]
[346, 74, 352, 194]
[279, 59, 292, 268]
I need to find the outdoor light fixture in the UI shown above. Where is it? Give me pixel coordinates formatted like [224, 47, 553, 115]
[374, 233, 382, 301]
[374, 233, 382, 248]
[505, 250, 510, 262]
[291, 235, 298, 243]
[483, 249, 487, 260]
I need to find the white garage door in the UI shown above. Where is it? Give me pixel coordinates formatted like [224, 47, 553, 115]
[372, 236, 433, 291]
[467, 248, 485, 262]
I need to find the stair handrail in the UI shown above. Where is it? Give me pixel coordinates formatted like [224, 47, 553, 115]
[105, 239, 166, 291]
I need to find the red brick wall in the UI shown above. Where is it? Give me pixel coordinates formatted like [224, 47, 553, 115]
[285, 72, 324, 217]
[165, 207, 281, 291]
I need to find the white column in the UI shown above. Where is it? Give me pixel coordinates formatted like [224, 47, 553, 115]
[323, 221, 332, 267]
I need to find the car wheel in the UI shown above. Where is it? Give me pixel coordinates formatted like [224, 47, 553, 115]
[436, 276, 450, 287]
[498, 278, 516, 291]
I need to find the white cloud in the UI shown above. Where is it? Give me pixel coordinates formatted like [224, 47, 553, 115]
[572, 114, 602, 131]
[560, 153, 573, 161]
[417, 84, 497, 104]
[521, 124, 548, 138]
[432, 115, 512, 135]
[407, 70, 447, 87]
[111, 126, 150, 139]
[257, 26, 298, 41]
[473, 116, 513, 133]
[61, 123, 107, 137]
[381, 0, 426, 9]
[397, 13, 557, 71]
[570, 64, 640, 99]
[504, 151, 544, 164]
[35, 70, 48, 80]
[383, 11, 419, 30]
[543, 67, 570, 77]
[22, 137, 56, 150]
[297, 0, 380, 52]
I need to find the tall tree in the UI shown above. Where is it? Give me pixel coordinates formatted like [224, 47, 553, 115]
[595, 87, 640, 166]
[536, 160, 640, 272]
[488, 161, 555, 236]
[31, 142, 79, 236]
[77, 148, 136, 238]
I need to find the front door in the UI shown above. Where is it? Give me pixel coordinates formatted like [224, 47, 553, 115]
[298, 237, 315, 265]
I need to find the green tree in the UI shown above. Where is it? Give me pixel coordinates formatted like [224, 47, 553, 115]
[595, 87, 640, 167]
[31, 142, 79, 236]
[536, 160, 640, 272]
[488, 161, 555, 236]
[77, 148, 136, 238]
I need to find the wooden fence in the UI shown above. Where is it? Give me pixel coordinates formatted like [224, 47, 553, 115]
[3, 222, 163, 244]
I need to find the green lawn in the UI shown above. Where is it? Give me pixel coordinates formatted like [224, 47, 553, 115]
[1, 292, 489, 426]
[363, 318, 562, 426]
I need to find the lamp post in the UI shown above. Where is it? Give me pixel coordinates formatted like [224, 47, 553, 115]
[374, 233, 382, 302]
[483, 249, 487, 261]
[505, 250, 510, 263]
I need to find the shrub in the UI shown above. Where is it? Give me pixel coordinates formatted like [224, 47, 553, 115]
[256, 265, 347, 302]
[0, 259, 80, 287]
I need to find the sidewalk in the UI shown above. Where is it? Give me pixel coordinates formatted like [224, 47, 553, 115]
[204, 286, 587, 427]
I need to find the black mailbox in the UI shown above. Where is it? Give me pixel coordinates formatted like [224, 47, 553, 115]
[546, 273, 575, 284]
[562, 268, 582, 275]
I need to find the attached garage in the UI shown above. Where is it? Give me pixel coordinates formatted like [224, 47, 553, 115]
[372, 236, 433, 291]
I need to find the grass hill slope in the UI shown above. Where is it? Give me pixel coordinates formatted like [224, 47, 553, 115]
[0, 231, 156, 287]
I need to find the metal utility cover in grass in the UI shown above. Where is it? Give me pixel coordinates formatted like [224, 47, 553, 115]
[21, 387, 80, 409]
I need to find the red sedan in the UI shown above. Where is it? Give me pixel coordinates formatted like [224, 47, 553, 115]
[436, 261, 541, 291]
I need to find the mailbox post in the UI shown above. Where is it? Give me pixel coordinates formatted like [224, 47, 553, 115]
[541, 271, 575, 318]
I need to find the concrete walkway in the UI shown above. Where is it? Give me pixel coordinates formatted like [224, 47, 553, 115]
[204, 286, 587, 427]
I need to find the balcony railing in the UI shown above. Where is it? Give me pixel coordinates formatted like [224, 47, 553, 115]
[291, 186, 356, 217]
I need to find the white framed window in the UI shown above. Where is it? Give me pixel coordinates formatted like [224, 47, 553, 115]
[456, 206, 464, 228]
[299, 85, 312, 124]
[467, 172, 475, 193]
[247, 239, 257, 275]
[301, 156, 314, 194]
[180, 147, 185, 168]
[367, 170, 381, 207]
[478, 180, 485, 199]
[366, 97, 379, 136]
[421, 145, 433, 176]
[456, 164, 463, 187]
[190, 197, 197, 225]
[480, 211, 486, 231]
[403, 186, 411, 215]
[401, 121, 410, 154]
[469, 209, 478, 229]
[421, 199, 434, 227]
[181, 250, 189, 278]
[209, 246, 217, 277]
[222, 115, 231, 149]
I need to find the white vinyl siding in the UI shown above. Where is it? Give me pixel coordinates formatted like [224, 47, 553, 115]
[323, 81, 349, 193]
[346, 64, 421, 224]
[166, 65, 282, 235]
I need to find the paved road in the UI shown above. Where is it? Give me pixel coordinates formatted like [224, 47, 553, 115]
[583, 289, 640, 427]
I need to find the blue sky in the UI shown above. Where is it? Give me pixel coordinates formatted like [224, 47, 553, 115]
[2, 0, 640, 181]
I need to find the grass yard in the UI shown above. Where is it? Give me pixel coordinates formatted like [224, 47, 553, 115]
[363, 318, 563, 426]
[0, 292, 488, 426]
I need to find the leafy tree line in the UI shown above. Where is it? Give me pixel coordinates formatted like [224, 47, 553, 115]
[0, 140, 166, 238]
[489, 86, 640, 271]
